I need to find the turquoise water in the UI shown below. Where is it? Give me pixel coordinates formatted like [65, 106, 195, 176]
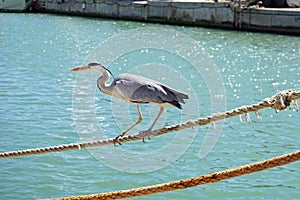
[0, 13, 299, 199]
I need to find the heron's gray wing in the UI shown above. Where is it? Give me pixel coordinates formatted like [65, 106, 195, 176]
[131, 83, 188, 109]
[112, 78, 164, 103]
[131, 80, 191, 108]
[130, 83, 166, 103]
[112, 74, 188, 108]
[111, 78, 139, 102]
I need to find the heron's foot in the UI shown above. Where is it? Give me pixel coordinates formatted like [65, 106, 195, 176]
[139, 130, 152, 143]
[113, 135, 122, 146]
[113, 131, 127, 146]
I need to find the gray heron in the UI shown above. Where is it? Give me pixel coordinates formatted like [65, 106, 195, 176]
[70, 61, 189, 144]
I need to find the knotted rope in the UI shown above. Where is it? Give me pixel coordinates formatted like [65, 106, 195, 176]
[1, 89, 299, 158]
[50, 150, 300, 200]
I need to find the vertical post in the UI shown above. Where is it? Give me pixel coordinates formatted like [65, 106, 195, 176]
[238, 0, 241, 28]
[234, 0, 237, 27]
[234, 0, 242, 28]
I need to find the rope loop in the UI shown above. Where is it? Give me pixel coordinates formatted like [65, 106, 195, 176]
[269, 89, 299, 111]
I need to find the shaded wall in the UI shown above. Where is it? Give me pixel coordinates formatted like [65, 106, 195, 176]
[36, 0, 300, 35]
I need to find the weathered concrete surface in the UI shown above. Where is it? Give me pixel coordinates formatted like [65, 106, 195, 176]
[36, 0, 300, 35]
[239, 7, 300, 34]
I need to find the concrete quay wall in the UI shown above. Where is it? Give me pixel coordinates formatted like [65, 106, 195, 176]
[39, 0, 300, 35]
[239, 8, 300, 34]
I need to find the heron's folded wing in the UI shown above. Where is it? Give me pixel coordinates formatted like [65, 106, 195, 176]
[112, 74, 188, 107]
[129, 83, 166, 104]
[112, 79, 163, 103]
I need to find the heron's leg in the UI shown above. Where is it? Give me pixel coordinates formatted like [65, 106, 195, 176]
[140, 107, 164, 142]
[147, 107, 164, 131]
[117, 103, 143, 138]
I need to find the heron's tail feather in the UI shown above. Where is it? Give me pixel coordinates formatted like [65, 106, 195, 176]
[169, 100, 182, 109]
[161, 85, 189, 104]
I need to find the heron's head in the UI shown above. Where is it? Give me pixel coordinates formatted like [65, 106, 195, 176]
[70, 61, 114, 78]
[70, 61, 106, 73]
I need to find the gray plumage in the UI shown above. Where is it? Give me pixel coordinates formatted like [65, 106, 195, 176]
[70, 61, 189, 142]
[110, 73, 188, 109]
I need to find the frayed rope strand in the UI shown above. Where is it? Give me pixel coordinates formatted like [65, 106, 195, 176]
[1, 89, 299, 158]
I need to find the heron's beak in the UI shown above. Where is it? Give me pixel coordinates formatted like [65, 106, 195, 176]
[69, 66, 90, 72]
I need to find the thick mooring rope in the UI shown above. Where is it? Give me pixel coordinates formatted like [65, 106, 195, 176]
[51, 150, 300, 200]
[0, 89, 299, 158]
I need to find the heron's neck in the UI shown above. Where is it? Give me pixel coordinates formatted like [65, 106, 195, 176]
[97, 70, 113, 96]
